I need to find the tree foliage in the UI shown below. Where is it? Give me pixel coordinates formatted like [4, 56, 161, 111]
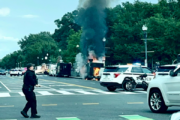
[1, 0, 180, 69]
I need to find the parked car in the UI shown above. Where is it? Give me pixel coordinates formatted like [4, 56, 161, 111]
[156, 65, 176, 76]
[9, 69, 22, 76]
[100, 65, 155, 91]
[0, 70, 6, 75]
[147, 64, 180, 113]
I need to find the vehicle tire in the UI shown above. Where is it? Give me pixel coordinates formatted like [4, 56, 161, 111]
[148, 89, 168, 113]
[107, 86, 116, 91]
[122, 79, 136, 92]
[142, 81, 148, 91]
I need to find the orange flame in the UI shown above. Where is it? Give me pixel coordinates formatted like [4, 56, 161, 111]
[94, 67, 100, 76]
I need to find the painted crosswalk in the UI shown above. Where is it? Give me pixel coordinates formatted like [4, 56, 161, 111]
[0, 89, 147, 97]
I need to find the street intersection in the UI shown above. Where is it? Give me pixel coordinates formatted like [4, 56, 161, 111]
[0, 75, 179, 120]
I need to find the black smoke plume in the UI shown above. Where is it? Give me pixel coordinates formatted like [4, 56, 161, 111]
[76, 0, 112, 63]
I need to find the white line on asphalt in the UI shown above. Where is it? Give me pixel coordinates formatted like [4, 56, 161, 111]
[37, 91, 54, 95]
[42, 104, 57, 106]
[56, 90, 75, 95]
[56, 117, 77, 119]
[0, 93, 10, 97]
[18, 92, 25, 96]
[0, 81, 11, 92]
[83, 103, 99, 105]
[136, 91, 147, 93]
[75, 90, 96, 94]
[39, 84, 58, 91]
[120, 92, 138, 94]
[92, 90, 117, 94]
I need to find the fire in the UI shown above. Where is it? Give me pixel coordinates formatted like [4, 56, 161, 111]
[93, 57, 98, 62]
[94, 67, 100, 76]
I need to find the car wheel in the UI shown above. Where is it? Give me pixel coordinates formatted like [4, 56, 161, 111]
[149, 90, 168, 113]
[107, 86, 116, 91]
[122, 80, 136, 91]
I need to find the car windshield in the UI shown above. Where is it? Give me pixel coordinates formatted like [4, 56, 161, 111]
[104, 67, 128, 72]
[142, 68, 152, 74]
[157, 66, 176, 72]
[131, 67, 143, 73]
[104, 67, 118, 72]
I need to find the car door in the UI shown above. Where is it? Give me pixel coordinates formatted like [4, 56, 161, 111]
[142, 67, 154, 81]
[131, 67, 144, 84]
[164, 68, 180, 103]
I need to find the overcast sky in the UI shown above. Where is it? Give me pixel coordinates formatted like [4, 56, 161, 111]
[0, 0, 158, 59]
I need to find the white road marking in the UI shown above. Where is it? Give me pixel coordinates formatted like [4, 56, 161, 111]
[37, 91, 53, 95]
[56, 91, 74, 95]
[93, 90, 116, 94]
[0, 93, 10, 97]
[120, 92, 138, 94]
[18, 92, 25, 96]
[0, 81, 11, 92]
[75, 90, 96, 94]
[137, 91, 147, 93]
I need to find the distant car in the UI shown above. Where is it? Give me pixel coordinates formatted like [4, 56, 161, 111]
[9, 69, 22, 76]
[100, 65, 155, 91]
[0, 70, 6, 75]
[147, 64, 180, 113]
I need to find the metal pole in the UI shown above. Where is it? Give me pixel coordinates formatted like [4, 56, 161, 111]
[145, 31, 148, 67]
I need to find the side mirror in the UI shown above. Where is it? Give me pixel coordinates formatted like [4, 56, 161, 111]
[170, 70, 176, 77]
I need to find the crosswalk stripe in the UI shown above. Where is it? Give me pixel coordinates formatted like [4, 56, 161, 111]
[75, 90, 96, 94]
[121, 92, 138, 94]
[93, 90, 117, 94]
[0, 93, 10, 97]
[18, 92, 25, 96]
[56, 91, 75, 95]
[136, 91, 147, 93]
[37, 91, 54, 95]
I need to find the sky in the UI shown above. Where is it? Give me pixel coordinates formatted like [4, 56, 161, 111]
[0, 0, 158, 59]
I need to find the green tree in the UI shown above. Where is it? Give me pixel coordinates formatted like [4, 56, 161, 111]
[62, 30, 82, 63]
[52, 10, 81, 50]
[18, 32, 59, 65]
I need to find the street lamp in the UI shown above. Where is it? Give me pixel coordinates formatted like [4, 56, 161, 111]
[103, 38, 106, 66]
[47, 53, 49, 56]
[37, 57, 39, 66]
[142, 25, 148, 67]
[76, 45, 79, 48]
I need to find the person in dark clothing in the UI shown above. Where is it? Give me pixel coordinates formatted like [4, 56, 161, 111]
[21, 63, 41, 118]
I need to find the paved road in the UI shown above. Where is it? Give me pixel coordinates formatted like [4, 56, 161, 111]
[0, 75, 179, 120]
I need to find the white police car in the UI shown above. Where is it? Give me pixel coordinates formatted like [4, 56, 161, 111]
[100, 65, 155, 91]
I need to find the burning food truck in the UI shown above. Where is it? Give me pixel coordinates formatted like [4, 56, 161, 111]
[85, 59, 104, 80]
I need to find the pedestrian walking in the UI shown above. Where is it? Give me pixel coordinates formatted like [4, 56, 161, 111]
[21, 63, 41, 118]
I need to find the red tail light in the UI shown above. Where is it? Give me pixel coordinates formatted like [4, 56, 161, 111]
[114, 73, 120, 78]
[153, 72, 156, 78]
